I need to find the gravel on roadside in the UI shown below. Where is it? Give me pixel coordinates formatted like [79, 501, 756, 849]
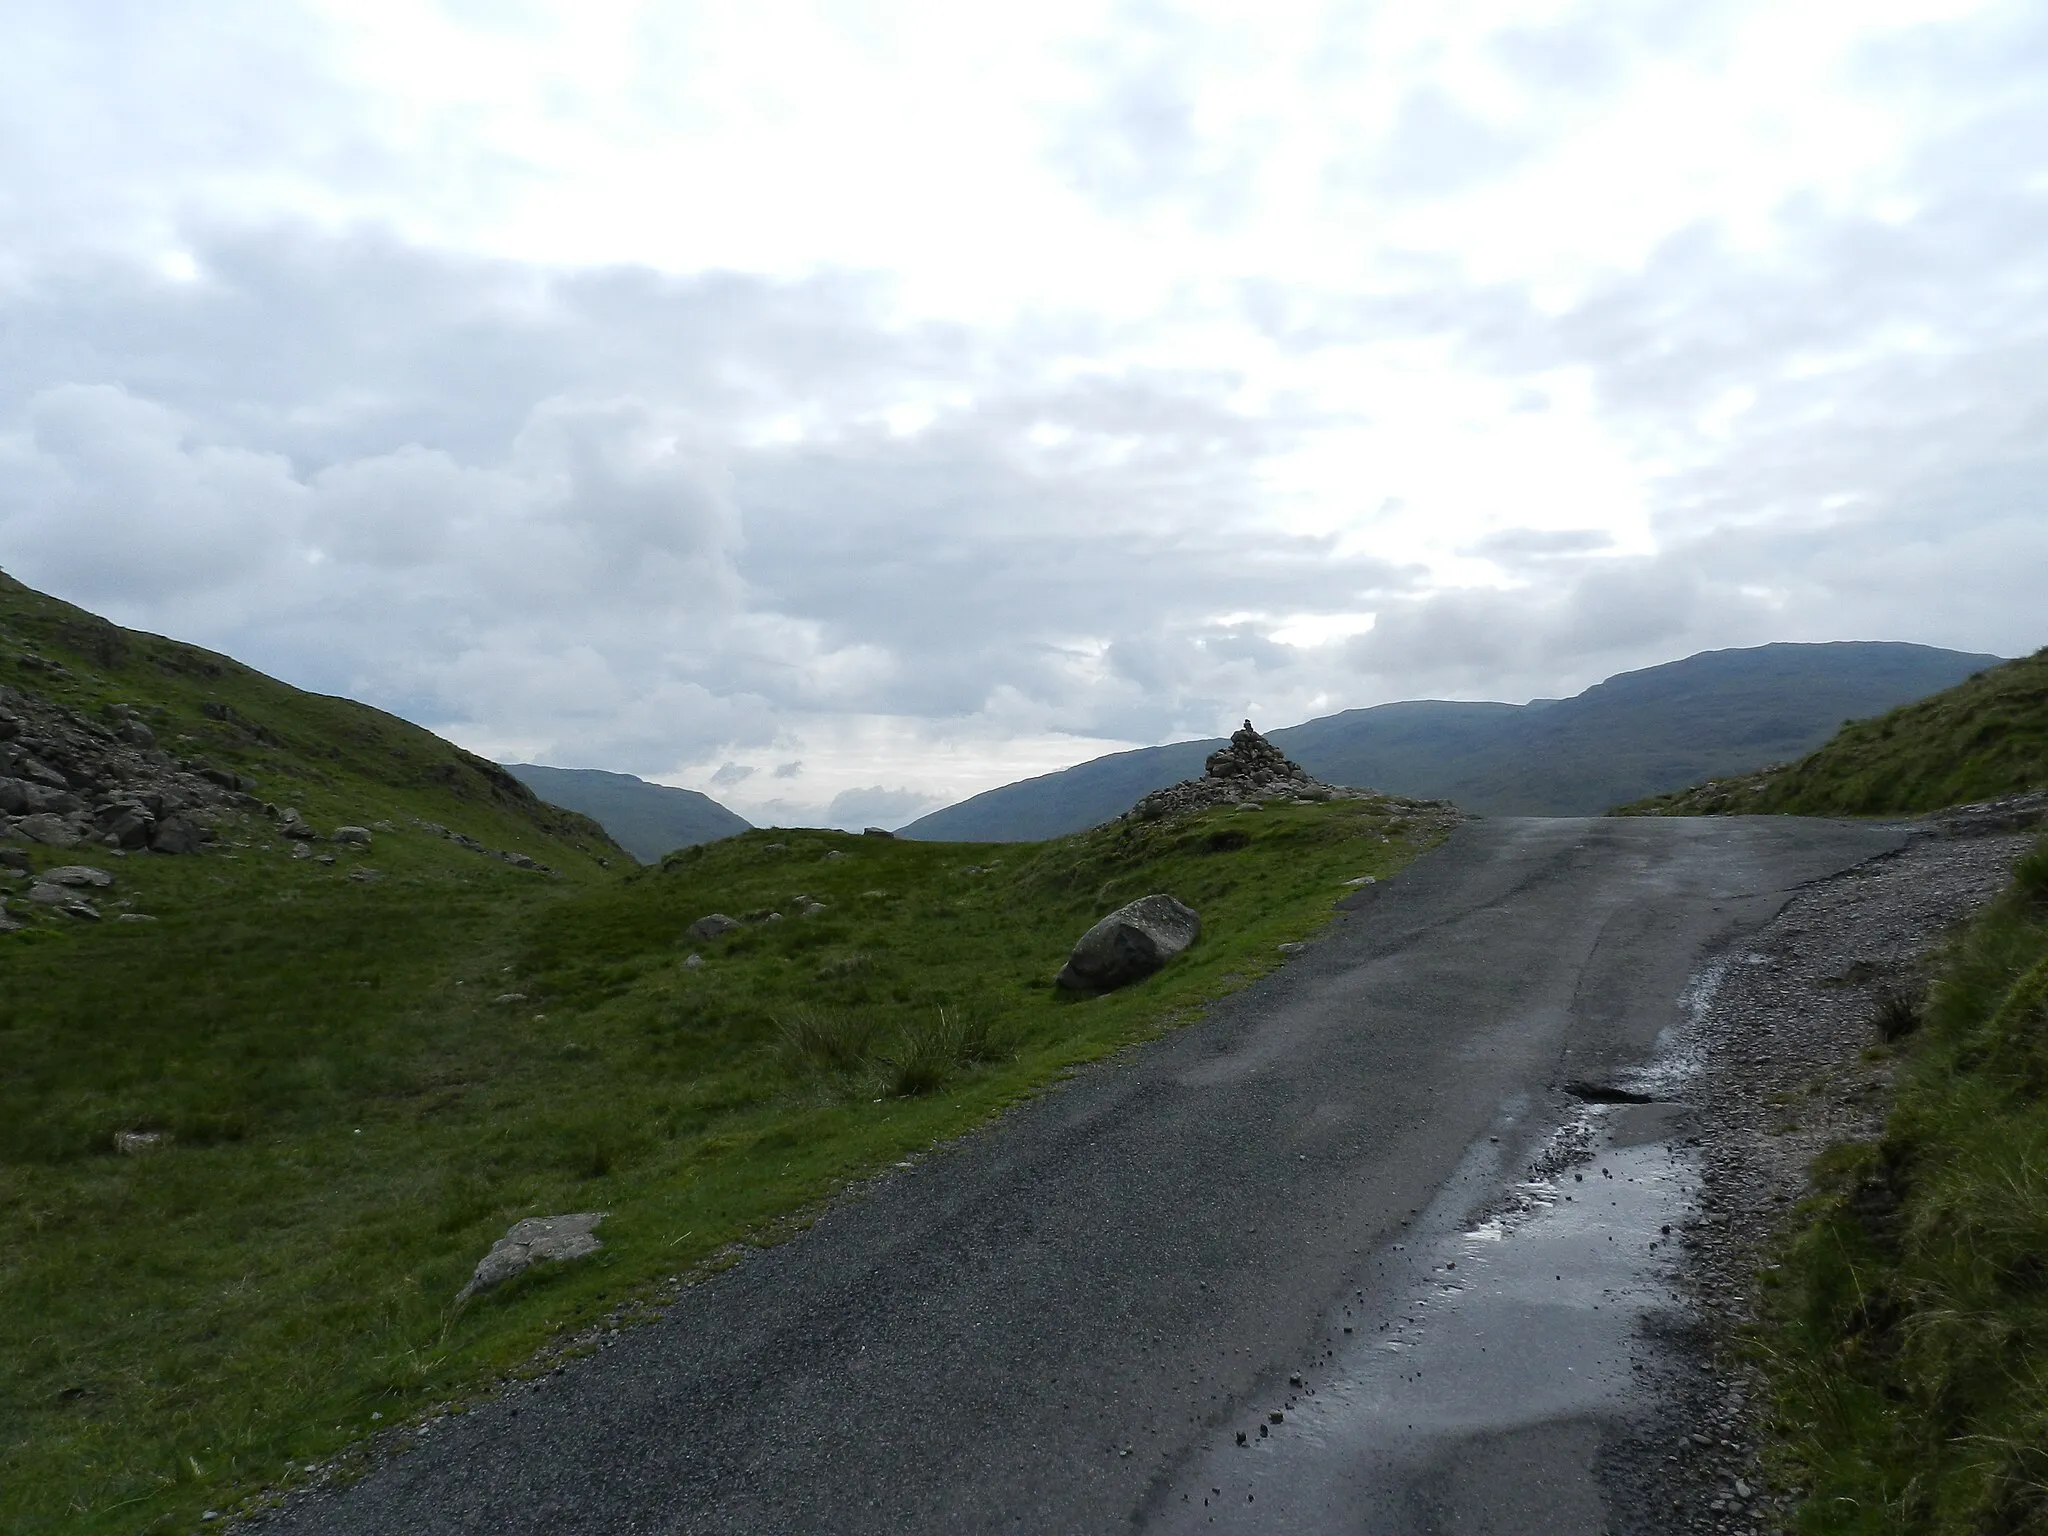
[1604, 821, 2039, 1535]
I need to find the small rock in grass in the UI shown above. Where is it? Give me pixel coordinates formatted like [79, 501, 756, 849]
[458, 1212, 605, 1301]
[683, 952, 704, 970]
[114, 1130, 165, 1154]
[116, 912, 157, 923]
[687, 913, 740, 940]
[42, 865, 114, 888]
[1278, 941, 1306, 954]
[333, 825, 373, 846]
[347, 868, 381, 883]
[290, 842, 313, 860]
[494, 992, 527, 1004]
[1342, 875, 1377, 887]
[26, 883, 68, 904]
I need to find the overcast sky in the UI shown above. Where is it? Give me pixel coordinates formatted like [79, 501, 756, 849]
[2, 0, 2042, 827]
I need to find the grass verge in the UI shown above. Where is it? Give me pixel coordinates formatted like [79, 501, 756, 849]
[1758, 835, 2048, 1532]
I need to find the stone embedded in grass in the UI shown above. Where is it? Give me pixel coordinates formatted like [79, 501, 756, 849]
[457, 1212, 605, 1301]
[114, 1130, 166, 1154]
[26, 882, 69, 904]
[683, 952, 704, 969]
[687, 913, 740, 940]
[333, 826, 373, 846]
[1056, 894, 1202, 992]
[42, 865, 114, 888]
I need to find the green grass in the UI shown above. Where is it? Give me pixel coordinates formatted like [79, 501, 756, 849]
[0, 573, 1453, 1535]
[1613, 647, 2048, 817]
[1758, 837, 2048, 1532]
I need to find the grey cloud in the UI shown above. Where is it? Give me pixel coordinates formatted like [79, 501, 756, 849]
[825, 785, 941, 831]
[710, 763, 756, 786]
[1469, 528, 1615, 562]
[774, 761, 803, 778]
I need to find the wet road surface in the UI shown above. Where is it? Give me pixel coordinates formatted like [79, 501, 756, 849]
[261, 816, 1902, 1535]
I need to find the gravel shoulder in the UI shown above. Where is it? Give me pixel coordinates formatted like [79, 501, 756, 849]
[1602, 823, 2038, 1534]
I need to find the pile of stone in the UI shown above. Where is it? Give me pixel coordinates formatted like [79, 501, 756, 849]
[0, 685, 247, 854]
[1124, 721, 1356, 823]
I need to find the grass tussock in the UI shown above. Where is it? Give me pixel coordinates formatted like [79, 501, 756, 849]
[1760, 834, 2048, 1533]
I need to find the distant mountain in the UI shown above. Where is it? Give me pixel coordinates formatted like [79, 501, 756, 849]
[1618, 646, 2046, 817]
[504, 764, 749, 862]
[901, 642, 2004, 841]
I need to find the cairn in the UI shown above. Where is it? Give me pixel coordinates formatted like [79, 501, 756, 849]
[1125, 720, 1350, 822]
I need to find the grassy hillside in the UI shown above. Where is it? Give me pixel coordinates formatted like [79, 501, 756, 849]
[505, 763, 750, 862]
[904, 642, 1998, 840]
[1762, 837, 2048, 1532]
[1617, 648, 2048, 817]
[0, 569, 623, 872]
[0, 573, 1455, 1535]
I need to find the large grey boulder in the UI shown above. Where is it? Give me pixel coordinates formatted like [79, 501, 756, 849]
[1056, 894, 1202, 992]
[458, 1212, 605, 1301]
[149, 814, 207, 854]
[15, 813, 78, 847]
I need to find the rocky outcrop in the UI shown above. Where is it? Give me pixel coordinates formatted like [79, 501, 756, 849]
[1125, 721, 1351, 823]
[0, 687, 243, 853]
[1056, 893, 1202, 992]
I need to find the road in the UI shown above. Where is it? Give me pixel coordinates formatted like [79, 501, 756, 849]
[263, 815, 1903, 1534]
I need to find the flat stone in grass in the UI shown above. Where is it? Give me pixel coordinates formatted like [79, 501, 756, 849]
[1055, 893, 1202, 993]
[333, 825, 373, 846]
[458, 1213, 606, 1301]
[687, 913, 740, 940]
[42, 865, 114, 888]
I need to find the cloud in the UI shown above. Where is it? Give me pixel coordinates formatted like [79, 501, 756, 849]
[0, 0, 2043, 820]
[826, 785, 943, 830]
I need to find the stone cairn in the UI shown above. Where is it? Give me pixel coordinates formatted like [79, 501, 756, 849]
[1125, 720, 1353, 822]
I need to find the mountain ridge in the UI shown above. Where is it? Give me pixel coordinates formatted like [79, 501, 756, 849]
[903, 641, 2004, 841]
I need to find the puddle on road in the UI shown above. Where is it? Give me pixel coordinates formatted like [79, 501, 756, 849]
[1150, 1102, 1702, 1534]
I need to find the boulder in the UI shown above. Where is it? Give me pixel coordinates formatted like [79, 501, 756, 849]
[149, 815, 207, 855]
[1056, 894, 1202, 992]
[26, 882, 68, 904]
[457, 1212, 605, 1301]
[333, 825, 373, 846]
[15, 813, 78, 847]
[687, 913, 741, 940]
[99, 805, 154, 848]
[42, 865, 114, 888]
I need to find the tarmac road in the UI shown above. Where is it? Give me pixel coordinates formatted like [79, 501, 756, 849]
[261, 815, 1903, 1535]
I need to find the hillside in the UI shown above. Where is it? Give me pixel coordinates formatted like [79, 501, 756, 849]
[904, 641, 2000, 841]
[0, 569, 1456, 1535]
[0, 569, 622, 873]
[505, 764, 749, 862]
[1617, 647, 2048, 817]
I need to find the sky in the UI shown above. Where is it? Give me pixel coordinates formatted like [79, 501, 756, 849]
[1, 0, 2043, 829]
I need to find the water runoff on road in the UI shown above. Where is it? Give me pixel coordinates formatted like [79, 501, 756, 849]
[1149, 960, 1734, 1534]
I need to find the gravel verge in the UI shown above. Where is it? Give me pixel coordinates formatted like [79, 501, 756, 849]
[1605, 821, 2040, 1535]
